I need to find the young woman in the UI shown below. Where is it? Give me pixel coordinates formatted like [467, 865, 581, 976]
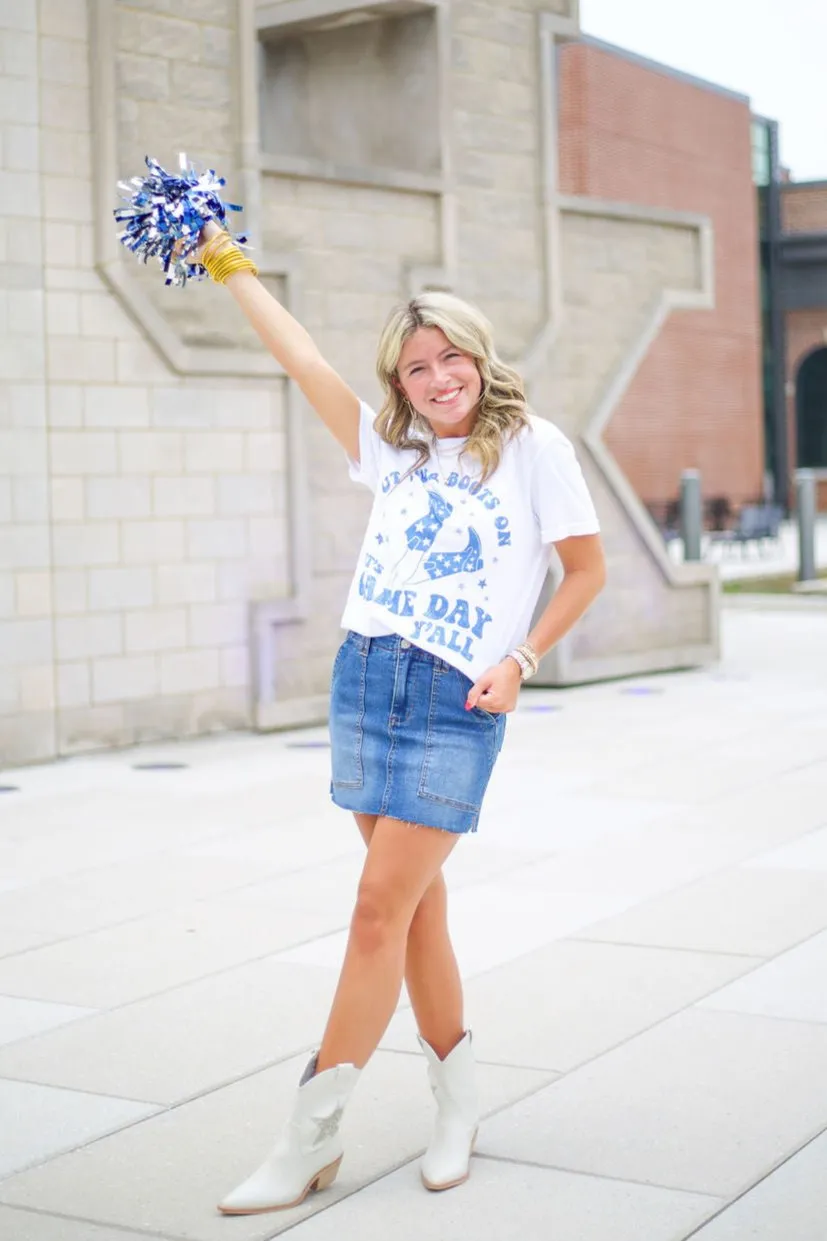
[194, 224, 606, 1215]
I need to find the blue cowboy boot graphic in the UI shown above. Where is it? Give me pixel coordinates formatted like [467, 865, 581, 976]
[410, 527, 484, 585]
[387, 491, 454, 587]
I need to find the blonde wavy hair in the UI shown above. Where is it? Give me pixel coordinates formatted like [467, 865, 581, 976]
[375, 292, 529, 482]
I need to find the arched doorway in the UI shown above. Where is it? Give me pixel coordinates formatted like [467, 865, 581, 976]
[796, 347, 827, 468]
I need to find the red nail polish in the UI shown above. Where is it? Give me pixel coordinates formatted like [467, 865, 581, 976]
[465, 702, 472, 711]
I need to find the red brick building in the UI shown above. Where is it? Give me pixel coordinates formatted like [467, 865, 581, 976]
[558, 38, 765, 515]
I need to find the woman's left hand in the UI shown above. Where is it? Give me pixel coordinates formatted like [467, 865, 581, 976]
[465, 659, 522, 715]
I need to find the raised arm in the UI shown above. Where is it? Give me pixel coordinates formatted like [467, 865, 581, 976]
[200, 221, 361, 461]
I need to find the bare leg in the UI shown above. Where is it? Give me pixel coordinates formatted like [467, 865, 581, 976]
[405, 872, 464, 1059]
[316, 815, 458, 1072]
[353, 814, 464, 1061]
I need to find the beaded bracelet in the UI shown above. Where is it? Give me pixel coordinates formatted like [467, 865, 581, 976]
[516, 641, 539, 674]
[507, 641, 540, 682]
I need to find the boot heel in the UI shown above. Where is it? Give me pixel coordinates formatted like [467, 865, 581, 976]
[216, 1062, 359, 1216]
[418, 1032, 479, 1193]
[313, 1155, 342, 1192]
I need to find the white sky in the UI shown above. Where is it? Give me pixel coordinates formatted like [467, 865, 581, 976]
[579, 0, 827, 181]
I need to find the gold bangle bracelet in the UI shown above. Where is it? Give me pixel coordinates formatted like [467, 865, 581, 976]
[205, 245, 239, 281]
[208, 252, 258, 284]
[206, 252, 236, 282]
[204, 246, 238, 278]
[207, 239, 238, 266]
[200, 230, 232, 266]
[212, 255, 251, 282]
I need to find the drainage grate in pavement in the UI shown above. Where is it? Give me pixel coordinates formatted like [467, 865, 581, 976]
[0, 786, 19, 793]
[620, 686, 665, 696]
[523, 705, 563, 713]
[132, 763, 189, 771]
[286, 742, 331, 749]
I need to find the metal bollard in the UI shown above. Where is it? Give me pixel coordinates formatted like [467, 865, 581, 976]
[680, 469, 703, 562]
[796, 468, 817, 582]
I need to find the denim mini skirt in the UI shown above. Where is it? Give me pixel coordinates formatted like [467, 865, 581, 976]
[329, 631, 506, 834]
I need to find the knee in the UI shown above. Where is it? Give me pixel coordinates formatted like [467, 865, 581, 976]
[350, 882, 408, 954]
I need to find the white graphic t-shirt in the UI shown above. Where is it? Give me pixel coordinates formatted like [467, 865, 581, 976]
[341, 402, 600, 682]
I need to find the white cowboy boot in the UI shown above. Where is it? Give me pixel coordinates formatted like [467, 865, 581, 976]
[218, 1057, 360, 1215]
[418, 1031, 479, 1191]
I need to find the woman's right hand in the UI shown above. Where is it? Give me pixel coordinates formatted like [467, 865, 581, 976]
[172, 216, 222, 265]
[193, 217, 223, 263]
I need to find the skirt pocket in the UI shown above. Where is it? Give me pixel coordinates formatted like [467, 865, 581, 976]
[418, 663, 502, 813]
[329, 637, 366, 789]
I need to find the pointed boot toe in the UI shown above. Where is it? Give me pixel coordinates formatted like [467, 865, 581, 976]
[418, 1031, 479, 1192]
[217, 1061, 358, 1216]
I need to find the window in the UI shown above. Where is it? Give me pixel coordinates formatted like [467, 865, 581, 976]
[751, 119, 771, 188]
[796, 348, 827, 469]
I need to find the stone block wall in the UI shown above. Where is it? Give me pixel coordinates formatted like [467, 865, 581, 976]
[1, 0, 57, 765]
[1, 0, 720, 764]
[251, 0, 582, 715]
[0, 0, 289, 766]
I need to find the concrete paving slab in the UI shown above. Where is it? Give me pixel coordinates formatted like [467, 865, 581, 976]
[575, 866, 827, 957]
[0, 788, 178, 837]
[0, 995, 96, 1048]
[0, 798, 235, 883]
[501, 821, 774, 910]
[0, 879, 27, 894]
[0, 1079, 158, 1179]
[178, 818, 360, 872]
[0, 609, 825, 1240]
[0, 927, 72, 958]
[281, 1156, 722, 1241]
[677, 769, 827, 852]
[709, 720, 827, 773]
[746, 823, 827, 872]
[583, 749, 804, 806]
[0, 891, 348, 1008]
[478, 787, 689, 853]
[202, 852, 365, 920]
[0, 1210, 169, 1241]
[0, 960, 340, 1104]
[382, 939, 761, 1071]
[0, 1050, 551, 1241]
[689, 1130, 827, 1241]
[478, 1008, 827, 1198]
[0, 851, 342, 960]
[698, 929, 827, 1024]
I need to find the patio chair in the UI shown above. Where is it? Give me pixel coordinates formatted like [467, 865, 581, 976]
[709, 504, 783, 557]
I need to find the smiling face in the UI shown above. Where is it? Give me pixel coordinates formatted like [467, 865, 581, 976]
[396, 327, 483, 439]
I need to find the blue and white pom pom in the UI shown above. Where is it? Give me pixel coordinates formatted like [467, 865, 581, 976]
[114, 153, 247, 288]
